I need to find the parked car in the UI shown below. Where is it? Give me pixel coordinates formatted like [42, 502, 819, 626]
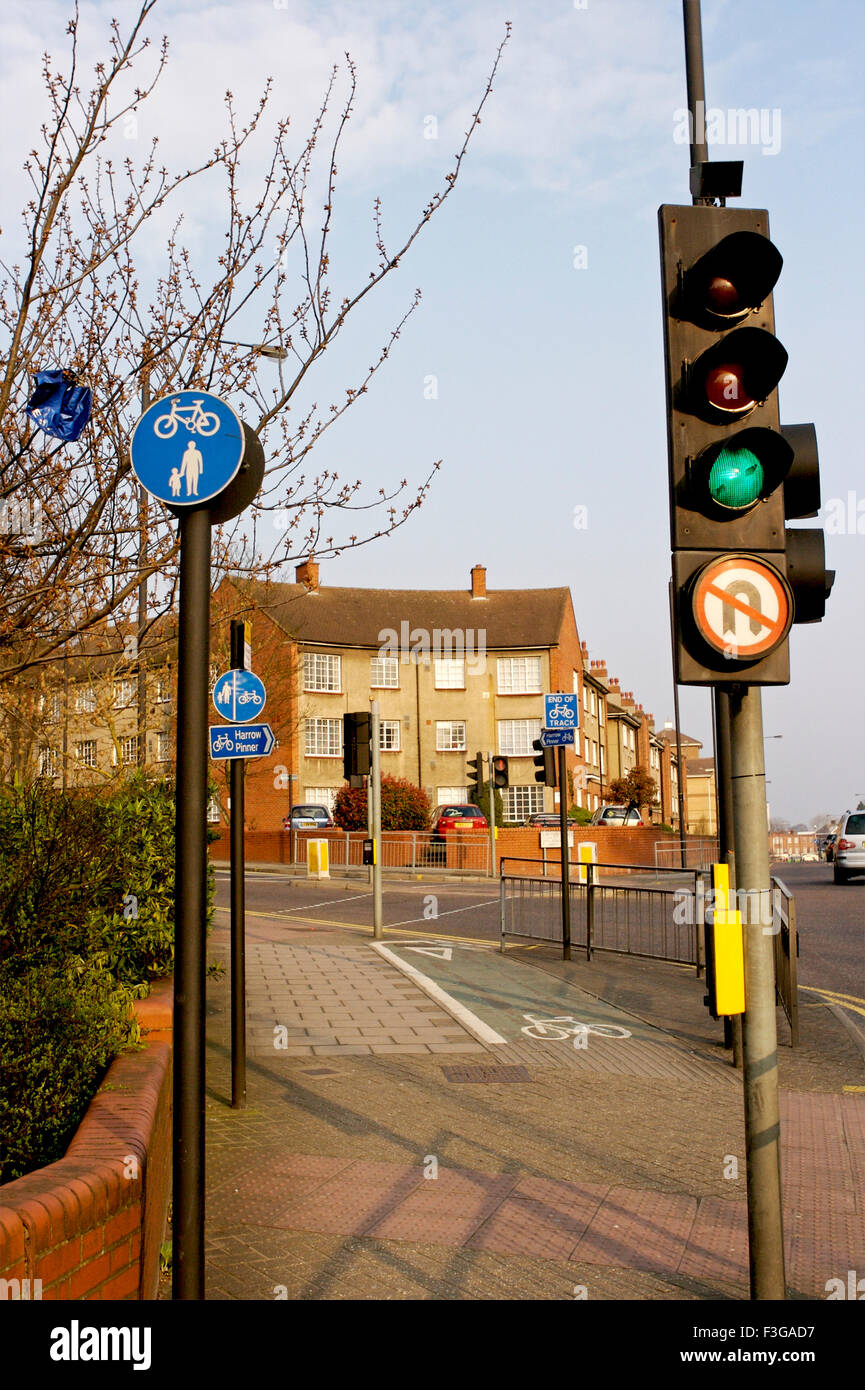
[832, 812, 865, 884]
[430, 804, 488, 842]
[589, 804, 643, 827]
[284, 804, 333, 830]
[525, 812, 562, 828]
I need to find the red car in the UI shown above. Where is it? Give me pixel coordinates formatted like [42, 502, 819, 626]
[430, 804, 488, 842]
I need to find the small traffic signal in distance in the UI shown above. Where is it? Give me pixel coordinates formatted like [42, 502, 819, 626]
[491, 755, 510, 789]
[466, 751, 484, 801]
[532, 738, 556, 789]
[343, 711, 371, 779]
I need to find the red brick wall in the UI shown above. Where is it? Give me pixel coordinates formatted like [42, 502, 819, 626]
[498, 825, 711, 874]
[0, 985, 172, 1302]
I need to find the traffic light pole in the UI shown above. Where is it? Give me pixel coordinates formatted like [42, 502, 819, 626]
[558, 744, 571, 961]
[370, 699, 383, 938]
[729, 684, 786, 1299]
[487, 749, 497, 877]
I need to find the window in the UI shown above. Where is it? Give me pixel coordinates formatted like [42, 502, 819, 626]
[573, 669, 579, 693]
[157, 732, 171, 762]
[590, 690, 597, 717]
[209, 663, 218, 693]
[370, 656, 399, 689]
[39, 747, 58, 778]
[304, 787, 338, 814]
[592, 740, 599, 767]
[113, 735, 139, 766]
[436, 721, 466, 752]
[504, 786, 544, 821]
[600, 745, 606, 776]
[434, 658, 465, 689]
[156, 674, 171, 704]
[496, 657, 542, 695]
[598, 700, 605, 725]
[114, 679, 135, 709]
[76, 740, 97, 768]
[583, 685, 589, 712]
[437, 785, 469, 806]
[380, 720, 400, 752]
[305, 718, 341, 757]
[207, 795, 221, 824]
[40, 693, 62, 723]
[304, 653, 341, 692]
[498, 719, 542, 756]
[75, 686, 96, 714]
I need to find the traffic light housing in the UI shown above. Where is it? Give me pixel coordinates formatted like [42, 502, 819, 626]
[343, 711, 370, 779]
[491, 755, 510, 789]
[532, 738, 556, 789]
[466, 751, 484, 803]
[659, 203, 831, 685]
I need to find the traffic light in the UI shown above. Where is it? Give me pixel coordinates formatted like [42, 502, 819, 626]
[491, 755, 510, 789]
[343, 711, 370, 779]
[532, 738, 556, 788]
[466, 751, 484, 803]
[659, 203, 830, 685]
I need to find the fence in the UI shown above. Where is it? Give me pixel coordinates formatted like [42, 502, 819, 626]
[654, 838, 720, 870]
[500, 859, 707, 967]
[771, 875, 799, 1045]
[290, 829, 491, 875]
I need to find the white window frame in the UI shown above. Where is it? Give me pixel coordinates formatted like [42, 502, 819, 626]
[370, 656, 399, 689]
[496, 656, 542, 695]
[157, 732, 171, 763]
[436, 721, 467, 752]
[207, 795, 221, 824]
[304, 787, 338, 814]
[380, 719, 400, 752]
[76, 739, 97, 768]
[497, 718, 542, 757]
[305, 717, 342, 757]
[112, 735, 139, 766]
[434, 658, 465, 689]
[114, 679, 135, 709]
[156, 674, 171, 704]
[75, 686, 97, 714]
[304, 652, 341, 693]
[504, 786, 544, 821]
[39, 746, 58, 778]
[583, 685, 589, 712]
[437, 785, 470, 806]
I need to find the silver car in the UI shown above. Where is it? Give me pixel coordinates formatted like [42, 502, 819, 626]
[833, 811, 865, 884]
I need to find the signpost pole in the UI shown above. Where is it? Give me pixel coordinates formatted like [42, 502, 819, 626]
[370, 699, 383, 938]
[229, 620, 247, 1111]
[172, 507, 211, 1301]
[558, 744, 571, 961]
[729, 683, 786, 1299]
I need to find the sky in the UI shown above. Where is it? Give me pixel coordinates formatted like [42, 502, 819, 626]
[1, 0, 863, 825]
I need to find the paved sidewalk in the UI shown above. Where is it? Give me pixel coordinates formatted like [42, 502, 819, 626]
[200, 915, 864, 1301]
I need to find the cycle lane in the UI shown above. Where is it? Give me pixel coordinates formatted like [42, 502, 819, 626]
[375, 938, 690, 1055]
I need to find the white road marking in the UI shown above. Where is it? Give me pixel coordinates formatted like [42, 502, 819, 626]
[372, 943, 507, 1046]
[403, 946, 453, 961]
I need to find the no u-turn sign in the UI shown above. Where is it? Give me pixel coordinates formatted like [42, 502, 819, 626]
[692, 554, 793, 660]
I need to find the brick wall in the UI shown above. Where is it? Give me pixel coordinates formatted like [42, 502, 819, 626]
[0, 983, 172, 1302]
[498, 825, 710, 874]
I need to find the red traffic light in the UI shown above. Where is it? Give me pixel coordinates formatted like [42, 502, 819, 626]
[691, 327, 788, 421]
[704, 363, 754, 414]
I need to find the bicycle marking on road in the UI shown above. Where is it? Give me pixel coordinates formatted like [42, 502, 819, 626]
[520, 1013, 633, 1043]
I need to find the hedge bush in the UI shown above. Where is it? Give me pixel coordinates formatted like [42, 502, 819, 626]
[333, 776, 432, 830]
[0, 775, 209, 1182]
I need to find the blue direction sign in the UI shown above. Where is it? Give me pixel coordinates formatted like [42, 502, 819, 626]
[212, 669, 267, 723]
[129, 391, 245, 506]
[540, 727, 575, 747]
[544, 692, 579, 729]
[209, 723, 275, 760]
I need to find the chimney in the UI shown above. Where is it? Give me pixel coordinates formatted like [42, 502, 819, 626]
[295, 558, 319, 591]
[471, 564, 486, 599]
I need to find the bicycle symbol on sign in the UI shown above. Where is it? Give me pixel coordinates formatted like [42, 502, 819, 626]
[237, 690, 262, 705]
[153, 397, 220, 439]
[520, 1013, 632, 1047]
[212, 732, 234, 753]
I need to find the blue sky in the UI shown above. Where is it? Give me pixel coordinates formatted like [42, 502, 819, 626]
[2, 0, 863, 824]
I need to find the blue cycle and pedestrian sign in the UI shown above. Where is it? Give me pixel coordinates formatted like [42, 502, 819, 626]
[129, 391, 245, 506]
[212, 669, 267, 722]
[540, 728, 575, 747]
[544, 692, 579, 730]
[209, 723, 275, 760]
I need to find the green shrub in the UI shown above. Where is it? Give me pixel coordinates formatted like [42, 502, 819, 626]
[0, 957, 138, 1184]
[333, 776, 431, 831]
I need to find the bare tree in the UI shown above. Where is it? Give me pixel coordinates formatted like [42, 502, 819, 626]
[0, 1, 511, 682]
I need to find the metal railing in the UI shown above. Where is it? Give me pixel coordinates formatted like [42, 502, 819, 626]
[290, 829, 491, 874]
[500, 859, 707, 968]
[654, 838, 720, 870]
[770, 874, 799, 1045]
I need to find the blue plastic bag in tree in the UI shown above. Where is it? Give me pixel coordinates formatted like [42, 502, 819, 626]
[24, 370, 92, 442]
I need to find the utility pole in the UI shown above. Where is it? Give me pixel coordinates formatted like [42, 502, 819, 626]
[229, 619, 247, 1110]
[487, 748, 497, 877]
[558, 744, 571, 961]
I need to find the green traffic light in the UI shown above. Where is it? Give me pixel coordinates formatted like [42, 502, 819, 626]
[707, 445, 764, 509]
